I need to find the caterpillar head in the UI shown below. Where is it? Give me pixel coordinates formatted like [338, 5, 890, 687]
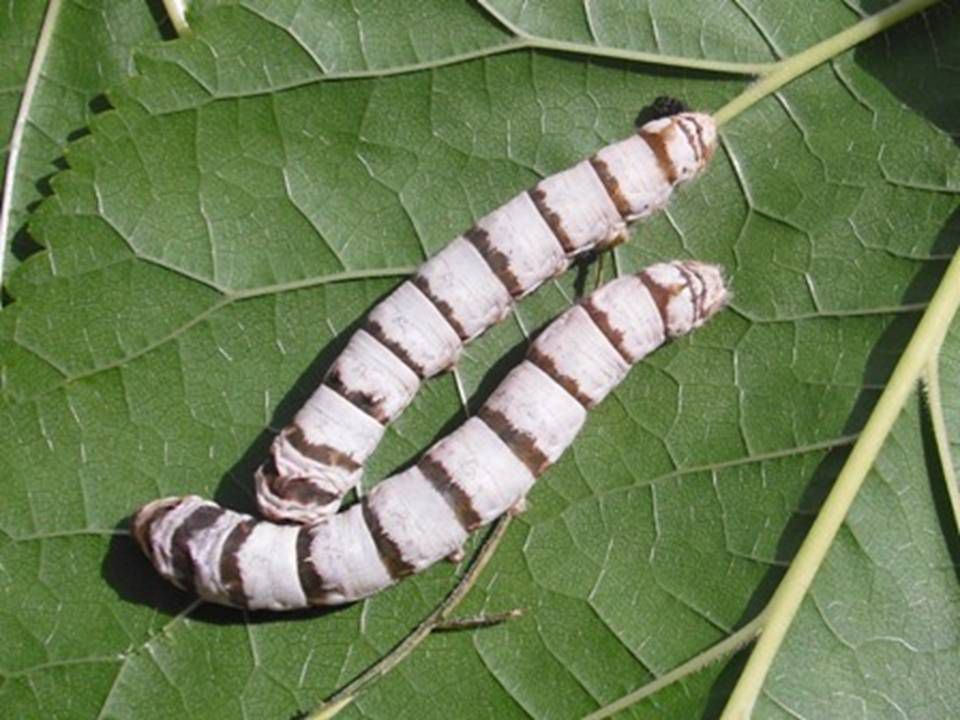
[641, 261, 728, 338]
[681, 261, 728, 326]
[680, 112, 717, 164]
[638, 111, 717, 182]
[635, 96, 690, 126]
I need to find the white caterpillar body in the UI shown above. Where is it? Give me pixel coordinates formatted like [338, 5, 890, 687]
[256, 111, 718, 524]
[134, 261, 728, 610]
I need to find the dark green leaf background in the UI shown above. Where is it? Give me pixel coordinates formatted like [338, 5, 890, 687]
[0, 1, 957, 718]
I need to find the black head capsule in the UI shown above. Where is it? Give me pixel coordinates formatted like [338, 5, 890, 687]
[635, 96, 691, 127]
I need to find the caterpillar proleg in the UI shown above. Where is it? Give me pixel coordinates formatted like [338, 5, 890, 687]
[256, 111, 718, 524]
[134, 260, 728, 610]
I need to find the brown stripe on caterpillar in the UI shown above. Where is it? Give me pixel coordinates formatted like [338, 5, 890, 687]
[465, 226, 524, 297]
[580, 297, 632, 363]
[361, 500, 417, 579]
[588, 156, 632, 219]
[296, 525, 326, 603]
[282, 478, 341, 506]
[325, 370, 389, 423]
[411, 274, 469, 340]
[169, 505, 225, 591]
[364, 319, 428, 377]
[527, 188, 576, 253]
[527, 345, 593, 408]
[477, 405, 550, 477]
[284, 426, 363, 472]
[134, 262, 729, 609]
[638, 128, 679, 185]
[417, 454, 484, 530]
[638, 270, 683, 336]
[220, 518, 257, 606]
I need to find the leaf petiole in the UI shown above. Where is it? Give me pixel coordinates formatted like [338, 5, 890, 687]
[475, 0, 771, 76]
[305, 515, 515, 720]
[584, 612, 767, 720]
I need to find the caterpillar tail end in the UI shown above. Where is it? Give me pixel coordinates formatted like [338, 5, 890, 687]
[131, 494, 212, 595]
[132, 495, 188, 563]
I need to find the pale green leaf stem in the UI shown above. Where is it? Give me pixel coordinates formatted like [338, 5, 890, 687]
[713, 0, 943, 126]
[434, 608, 526, 631]
[569, 1, 954, 714]
[161, 0, 191, 37]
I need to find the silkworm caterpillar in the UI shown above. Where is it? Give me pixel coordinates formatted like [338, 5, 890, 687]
[134, 261, 728, 610]
[255, 110, 718, 524]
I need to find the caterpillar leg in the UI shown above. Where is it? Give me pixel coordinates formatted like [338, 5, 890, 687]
[508, 497, 528, 516]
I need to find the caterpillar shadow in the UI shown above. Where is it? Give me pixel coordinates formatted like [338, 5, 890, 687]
[856, 0, 959, 150]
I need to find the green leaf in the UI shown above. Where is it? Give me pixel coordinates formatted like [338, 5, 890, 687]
[756, 387, 960, 718]
[0, 0, 167, 282]
[0, 1, 958, 718]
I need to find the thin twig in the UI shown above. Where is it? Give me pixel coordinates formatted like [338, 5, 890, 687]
[584, 612, 767, 720]
[435, 608, 525, 631]
[305, 515, 514, 720]
[594, 251, 606, 289]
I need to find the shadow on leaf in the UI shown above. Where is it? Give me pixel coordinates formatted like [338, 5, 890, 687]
[857, 0, 959, 148]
